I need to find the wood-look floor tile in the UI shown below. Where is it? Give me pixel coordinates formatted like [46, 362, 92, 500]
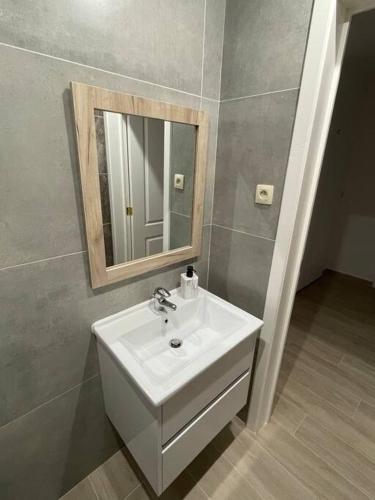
[189, 442, 262, 500]
[89, 449, 139, 500]
[280, 376, 375, 463]
[125, 485, 149, 500]
[280, 348, 361, 416]
[300, 288, 374, 318]
[297, 329, 375, 370]
[338, 350, 375, 406]
[160, 476, 207, 500]
[271, 393, 306, 434]
[286, 323, 343, 365]
[293, 300, 375, 349]
[135, 469, 207, 500]
[211, 421, 315, 499]
[283, 343, 375, 409]
[255, 421, 368, 499]
[298, 273, 375, 319]
[60, 478, 98, 500]
[353, 402, 375, 443]
[296, 417, 375, 498]
[341, 350, 375, 372]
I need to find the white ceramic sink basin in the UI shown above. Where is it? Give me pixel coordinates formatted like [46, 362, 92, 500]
[92, 287, 263, 406]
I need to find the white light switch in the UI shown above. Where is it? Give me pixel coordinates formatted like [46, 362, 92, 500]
[255, 184, 274, 205]
[174, 174, 185, 190]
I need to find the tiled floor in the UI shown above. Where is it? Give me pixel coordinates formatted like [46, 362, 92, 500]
[61, 271, 375, 499]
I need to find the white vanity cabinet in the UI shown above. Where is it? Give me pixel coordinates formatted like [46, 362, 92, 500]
[97, 334, 257, 495]
[93, 287, 263, 495]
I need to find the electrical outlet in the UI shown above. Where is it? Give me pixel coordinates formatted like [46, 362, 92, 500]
[255, 184, 274, 205]
[174, 174, 185, 190]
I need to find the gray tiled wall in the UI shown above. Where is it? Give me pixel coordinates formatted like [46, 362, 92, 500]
[0, 1, 225, 498]
[213, 91, 299, 240]
[169, 122, 196, 249]
[209, 226, 274, 318]
[208, 0, 313, 317]
[220, 0, 313, 100]
[170, 123, 196, 218]
[170, 212, 192, 250]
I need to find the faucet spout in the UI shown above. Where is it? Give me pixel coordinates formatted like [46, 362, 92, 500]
[152, 287, 177, 311]
[158, 298, 177, 310]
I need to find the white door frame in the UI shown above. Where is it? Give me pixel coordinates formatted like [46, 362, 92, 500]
[247, 0, 375, 431]
[103, 111, 129, 264]
[163, 121, 171, 252]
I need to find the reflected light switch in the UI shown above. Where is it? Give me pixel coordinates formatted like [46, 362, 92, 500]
[255, 184, 274, 205]
[174, 174, 185, 190]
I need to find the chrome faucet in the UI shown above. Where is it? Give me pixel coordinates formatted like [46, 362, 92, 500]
[152, 287, 177, 311]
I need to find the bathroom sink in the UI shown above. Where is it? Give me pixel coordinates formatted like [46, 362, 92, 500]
[92, 287, 263, 406]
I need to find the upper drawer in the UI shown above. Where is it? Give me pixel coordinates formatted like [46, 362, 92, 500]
[162, 334, 257, 444]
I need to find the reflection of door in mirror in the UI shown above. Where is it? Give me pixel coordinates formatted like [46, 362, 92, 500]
[95, 110, 195, 267]
[127, 115, 165, 260]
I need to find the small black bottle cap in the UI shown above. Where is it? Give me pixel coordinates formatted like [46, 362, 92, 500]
[186, 265, 194, 278]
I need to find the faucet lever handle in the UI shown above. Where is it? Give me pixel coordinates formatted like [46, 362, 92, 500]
[153, 287, 171, 299]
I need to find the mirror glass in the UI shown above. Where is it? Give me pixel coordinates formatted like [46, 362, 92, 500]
[94, 110, 197, 267]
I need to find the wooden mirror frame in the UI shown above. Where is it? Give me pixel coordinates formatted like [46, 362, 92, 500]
[71, 82, 209, 288]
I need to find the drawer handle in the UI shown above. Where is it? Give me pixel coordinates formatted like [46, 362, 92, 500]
[162, 370, 250, 453]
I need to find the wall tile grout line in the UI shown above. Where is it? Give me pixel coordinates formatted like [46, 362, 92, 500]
[220, 86, 300, 103]
[170, 210, 191, 219]
[0, 225, 216, 272]
[206, 100, 220, 288]
[205, 0, 226, 289]
[200, 0, 207, 101]
[200, 0, 211, 291]
[201, 96, 220, 103]
[0, 373, 99, 434]
[212, 223, 276, 242]
[206, 92, 222, 289]
[0, 41, 206, 101]
[206, 224, 213, 289]
[217, 2, 227, 102]
[0, 250, 86, 272]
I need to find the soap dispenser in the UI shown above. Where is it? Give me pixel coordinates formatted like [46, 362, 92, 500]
[180, 265, 198, 299]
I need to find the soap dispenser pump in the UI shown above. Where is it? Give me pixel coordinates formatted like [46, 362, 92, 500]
[180, 265, 198, 299]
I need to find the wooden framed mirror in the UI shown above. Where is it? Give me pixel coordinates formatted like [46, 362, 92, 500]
[71, 82, 208, 288]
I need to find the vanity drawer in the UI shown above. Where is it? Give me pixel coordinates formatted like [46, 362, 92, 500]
[162, 334, 257, 443]
[162, 370, 250, 489]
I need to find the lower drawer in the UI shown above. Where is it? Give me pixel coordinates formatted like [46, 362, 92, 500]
[162, 370, 250, 490]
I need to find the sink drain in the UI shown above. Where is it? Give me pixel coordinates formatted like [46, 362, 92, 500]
[169, 338, 183, 349]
